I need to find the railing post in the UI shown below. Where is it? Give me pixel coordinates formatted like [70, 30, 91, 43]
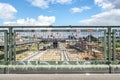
[108, 27, 112, 64]
[112, 30, 116, 64]
[103, 30, 107, 63]
[13, 31, 16, 61]
[9, 27, 14, 61]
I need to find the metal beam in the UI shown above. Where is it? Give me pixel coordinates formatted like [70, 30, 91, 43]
[0, 26, 120, 28]
[0, 65, 110, 70]
[14, 29, 105, 32]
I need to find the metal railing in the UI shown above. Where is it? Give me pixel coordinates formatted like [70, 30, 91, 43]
[0, 26, 120, 73]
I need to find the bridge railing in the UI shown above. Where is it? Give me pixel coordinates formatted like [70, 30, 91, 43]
[0, 26, 120, 73]
[13, 28, 107, 63]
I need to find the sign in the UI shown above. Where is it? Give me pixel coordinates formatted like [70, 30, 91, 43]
[87, 29, 93, 32]
[76, 29, 81, 32]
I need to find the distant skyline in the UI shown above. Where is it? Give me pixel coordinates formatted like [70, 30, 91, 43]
[0, 0, 120, 26]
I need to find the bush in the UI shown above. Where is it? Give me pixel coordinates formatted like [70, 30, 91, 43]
[116, 43, 120, 48]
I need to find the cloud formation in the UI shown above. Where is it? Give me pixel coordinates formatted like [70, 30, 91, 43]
[80, 0, 120, 26]
[55, 0, 72, 4]
[95, 0, 120, 10]
[3, 15, 56, 26]
[71, 6, 91, 13]
[0, 2, 17, 20]
[28, 0, 72, 9]
[80, 9, 120, 25]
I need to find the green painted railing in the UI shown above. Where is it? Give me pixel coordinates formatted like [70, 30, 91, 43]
[0, 26, 120, 73]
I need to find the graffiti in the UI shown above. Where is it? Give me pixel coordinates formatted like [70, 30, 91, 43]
[15, 61, 91, 65]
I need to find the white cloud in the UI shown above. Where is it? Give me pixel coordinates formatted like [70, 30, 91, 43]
[3, 15, 56, 26]
[80, 9, 120, 26]
[79, 0, 120, 25]
[0, 2, 17, 20]
[28, 0, 72, 9]
[71, 6, 91, 13]
[94, 0, 120, 10]
[28, 0, 49, 9]
[55, 0, 72, 4]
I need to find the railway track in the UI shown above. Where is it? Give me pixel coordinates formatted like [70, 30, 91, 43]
[20, 43, 71, 61]
[21, 50, 47, 61]
[59, 43, 70, 61]
[0, 40, 42, 47]
[1, 43, 73, 61]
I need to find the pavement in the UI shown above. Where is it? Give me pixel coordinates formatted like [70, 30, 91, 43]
[0, 74, 120, 80]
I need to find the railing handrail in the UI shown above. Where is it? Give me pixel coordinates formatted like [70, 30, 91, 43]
[0, 26, 120, 28]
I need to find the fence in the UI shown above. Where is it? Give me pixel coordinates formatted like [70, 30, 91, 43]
[0, 26, 120, 73]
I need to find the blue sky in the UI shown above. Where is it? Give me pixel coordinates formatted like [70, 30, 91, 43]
[0, 0, 120, 26]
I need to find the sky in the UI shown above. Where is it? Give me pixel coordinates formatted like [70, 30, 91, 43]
[0, 0, 120, 26]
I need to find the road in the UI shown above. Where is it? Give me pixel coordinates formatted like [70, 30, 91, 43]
[0, 74, 120, 80]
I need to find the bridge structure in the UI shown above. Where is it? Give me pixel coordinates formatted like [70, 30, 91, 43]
[0, 26, 120, 74]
